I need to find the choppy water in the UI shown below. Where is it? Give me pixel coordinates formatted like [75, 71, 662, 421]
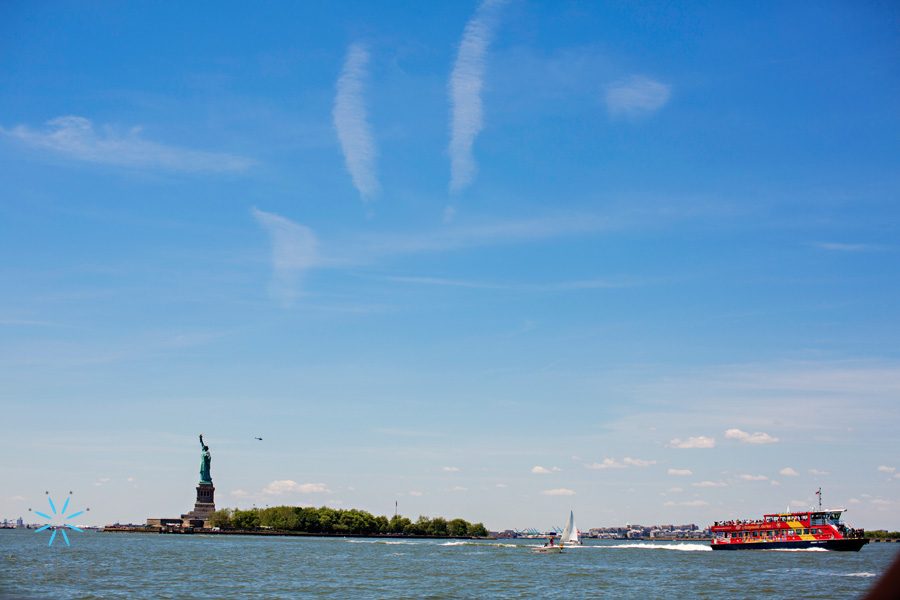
[2, 531, 897, 599]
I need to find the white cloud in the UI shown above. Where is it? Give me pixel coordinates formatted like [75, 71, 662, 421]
[724, 429, 779, 444]
[693, 481, 727, 487]
[252, 208, 318, 306]
[668, 436, 716, 449]
[496, 483, 508, 488]
[606, 75, 671, 118]
[333, 42, 379, 201]
[668, 469, 693, 476]
[877, 465, 896, 473]
[779, 467, 800, 476]
[540, 488, 575, 496]
[808, 469, 829, 475]
[443, 466, 460, 472]
[737, 474, 768, 481]
[262, 480, 331, 495]
[448, 0, 506, 193]
[585, 458, 625, 469]
[872, 499, 891, 506]
[849, 498, 861, 503]
[9, 495, 26, 501]
[586, 457, 656, 469]
[409, 491, 423, 497]
[770, 480, 780, 486]
[450, 486, 468, 492]
[2, 116, 255, 172]
[531, 466, 560, 474]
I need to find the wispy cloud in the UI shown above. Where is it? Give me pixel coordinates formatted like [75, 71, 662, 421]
[585, 459, 625, 470]
[2, 116, 255, 172]
[606, 75, 671, 118]
[780, 467, 800, 476]
[692, 481, 726, 487]
[737, 474, 768, 481]
[664, 500, 708, 507]
[386, 275, 633, 292]
[724, 428, 779, 444]
[540, 488, 575, 496]
[263, 480, 332, 495]
[252, 208, 319, 307]
[443, 466, 460, 472]
[667, 436, 715, 449]
[813, 242, 888, 252]
[448, 0, 506, 193]
[585, 457, 657, 469]
[358, 214, 607, 256]
[668, 469, 693, 476]
[877, 465, 896, 473]
[333, 42, 379, 201]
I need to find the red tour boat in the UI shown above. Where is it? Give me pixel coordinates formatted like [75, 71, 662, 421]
[709, 489, 868, 551]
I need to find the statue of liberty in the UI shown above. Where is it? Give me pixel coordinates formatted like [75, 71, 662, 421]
[199, 434, 212, 484]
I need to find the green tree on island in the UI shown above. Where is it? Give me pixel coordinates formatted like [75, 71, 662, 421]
[215, 505, 488, 537]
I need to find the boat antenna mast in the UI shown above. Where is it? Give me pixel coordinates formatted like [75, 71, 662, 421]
[816, 487, 822, 510]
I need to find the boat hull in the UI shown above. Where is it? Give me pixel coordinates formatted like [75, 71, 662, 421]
[711, 538, 868, 552]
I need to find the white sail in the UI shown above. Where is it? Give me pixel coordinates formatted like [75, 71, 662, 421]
[560, 511, 579, 545]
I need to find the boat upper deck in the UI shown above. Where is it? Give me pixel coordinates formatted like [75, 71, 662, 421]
[711, 509, 848, 532]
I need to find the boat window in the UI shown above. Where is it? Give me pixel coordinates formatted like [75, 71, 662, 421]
[803, 529, 809, 535]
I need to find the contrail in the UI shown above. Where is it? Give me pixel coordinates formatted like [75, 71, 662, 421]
[333, 42, 379, 201]
[252, 208, 318, 307]
[448, 0, 505, 194]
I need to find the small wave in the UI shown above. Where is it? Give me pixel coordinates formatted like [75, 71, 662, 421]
[346, 539, 418, 545]
[841, 572, 877, 578]
[602, 543, 712, 552]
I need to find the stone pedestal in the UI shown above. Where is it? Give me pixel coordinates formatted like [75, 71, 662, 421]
[180, 482, 215, 525]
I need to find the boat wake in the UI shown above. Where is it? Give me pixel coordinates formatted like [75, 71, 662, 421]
[601, 543, 712, 552]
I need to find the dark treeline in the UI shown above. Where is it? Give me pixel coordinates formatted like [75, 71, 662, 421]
[866, 531, 900, 540]
[209, 506, 489, 537]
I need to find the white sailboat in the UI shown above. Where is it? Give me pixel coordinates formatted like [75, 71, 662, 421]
[559, 511, 581, 546]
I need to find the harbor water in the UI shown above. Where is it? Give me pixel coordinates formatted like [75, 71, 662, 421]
[2, 530, 897, 599]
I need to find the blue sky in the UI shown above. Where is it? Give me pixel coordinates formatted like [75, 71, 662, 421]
[2, 0, 899, 531]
